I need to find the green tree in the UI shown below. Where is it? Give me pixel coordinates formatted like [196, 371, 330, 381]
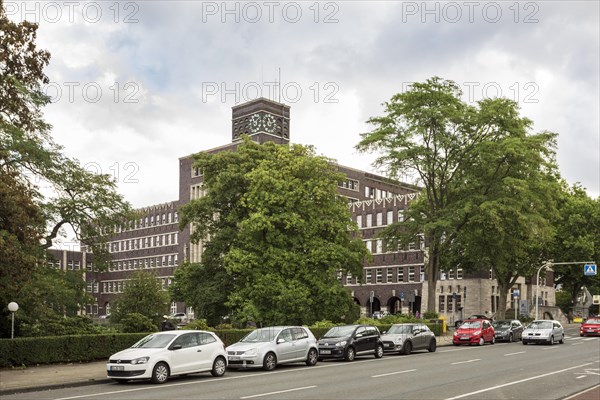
[0, 3, 133, 336]
[550, 185, 600, 313]
[112, 271, 169, 326]
[357, 77, 559, 313]
[174, 137, 367, 326]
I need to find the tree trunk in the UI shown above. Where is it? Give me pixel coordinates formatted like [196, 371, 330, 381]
[496, 281, 509, 320]
[426, 243, 440, 313]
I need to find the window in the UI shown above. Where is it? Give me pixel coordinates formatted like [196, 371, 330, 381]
[397, 267, 404, 282]
[346, 271, 353, 284]
[408, 266, 415, 282]
[438, 295, 445, 313]
[386, 211, 393, 225]
[174, 254, 179, 265]
[376, 212, 383, 226]
[398, 210, 405, 222]
[366, 269, 372, 283]
[386, 268, 393, 283]
[376, 240, 383, 254]
[457, 268, 463, 279]
[376, 268, 382, 283]
[356, 215, 363, 228]
[366, 214, 372, 227]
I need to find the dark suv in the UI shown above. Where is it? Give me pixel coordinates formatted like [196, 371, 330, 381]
[317, 325, 384, 361]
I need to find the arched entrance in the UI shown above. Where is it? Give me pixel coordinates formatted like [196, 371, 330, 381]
[366, 297, 381, 317]
[387, 296, 402, 314]
[353, 297, 361, 306]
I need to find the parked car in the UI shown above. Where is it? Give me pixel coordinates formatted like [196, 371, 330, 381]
[171, 313, 188, 323]
[580, 318, 600, 337]
[226, 326, 318, 371]
[522, 320, 564, 345]
[453, 319, 495, 346]
[106, 330, 227, 384]
[317, 324, 384, 361]
[381, 323, 436, 355]
[492, 319, 524, 342]
[454, 314, 494, 328]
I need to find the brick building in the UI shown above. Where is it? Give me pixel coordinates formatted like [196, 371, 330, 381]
[51, 98, 556, 323]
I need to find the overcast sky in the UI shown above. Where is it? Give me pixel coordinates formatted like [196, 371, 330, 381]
[6, 0, 599, 208]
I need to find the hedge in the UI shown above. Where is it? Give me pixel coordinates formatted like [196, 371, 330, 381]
[0, 322, 446, 367]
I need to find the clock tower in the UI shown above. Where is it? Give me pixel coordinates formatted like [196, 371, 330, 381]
[231, 98, 290, 144]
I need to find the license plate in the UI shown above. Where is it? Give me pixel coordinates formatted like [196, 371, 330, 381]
[461, 336, 469, 340]
[229, 356, 240, 361]
[320, 350, 331, 354]
[110, 366, 124, 371]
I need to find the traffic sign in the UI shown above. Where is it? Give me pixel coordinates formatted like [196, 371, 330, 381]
[512, 289, 520, 298]
[584, 264, 597, 276]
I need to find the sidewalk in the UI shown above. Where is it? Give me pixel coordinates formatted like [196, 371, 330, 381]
[0, 335, 457, 395]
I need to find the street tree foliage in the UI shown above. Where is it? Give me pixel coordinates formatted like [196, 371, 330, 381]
[0, 4, 132, 337]
[357, 77, 560, 315]
[551, 184, 600, 312]
[173, 137, 367, 326]
[112, 271, 169, 327]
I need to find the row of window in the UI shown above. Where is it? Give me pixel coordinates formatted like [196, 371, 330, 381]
[339, 266, 422, 285]
[439, 295, 463, 313]
[357, 210, 406, 228]
[102, 211, 179, 235]
[440, 269, 464, 280]
[47, 260, 93, 271]
[108, 233, 179, 253]
[364, 186, 396, 200]
[363, 238, 424, 254]
[108, 254, 179, 271]
[102, 276, 173, 293]
[338, 179, 359, 191]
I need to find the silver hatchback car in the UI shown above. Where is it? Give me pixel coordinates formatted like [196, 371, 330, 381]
[380, 323, 437, 355]
[226, 326, 319, 371]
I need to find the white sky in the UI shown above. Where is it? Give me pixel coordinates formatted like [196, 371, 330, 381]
[5, 0, 599, 208]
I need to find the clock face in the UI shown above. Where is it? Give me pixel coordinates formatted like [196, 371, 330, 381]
[249, 113, 262, 133]
[263, 114, 276, 133]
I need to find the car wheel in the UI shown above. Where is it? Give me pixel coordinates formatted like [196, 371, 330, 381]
[548, 335, 554, 345]
[306, 348, 318, 366]
[478, 337, 485, 346]
[402, 341, 412, 355]
[559, 335, 564, 344]
[151, 362, 169, 384]
[428, 339, 437, 352]
[211, 357, 226, 377]
[509, 333, 513, 342]
[375, 344, 384, 358]
[263, 352, 277, 371]
[522, 340, 528, 345]
[491, 336, 495, 345]
[345, 346, 356, 361]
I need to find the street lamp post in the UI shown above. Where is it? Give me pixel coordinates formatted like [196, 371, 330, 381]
[8, 302, 19, 339]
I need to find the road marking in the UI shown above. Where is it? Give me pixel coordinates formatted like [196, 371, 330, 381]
[571, 342, 583, 346]
[583, 337, 598, 341]
[504, 351, 526, 356]
[576, 375, 586, 379]
[542, 346, 559, 350]
[444, 362, 595, 400]
[372, 369, 417, 378]
[240, 385, 316, 399]
[451, 359, 481, 365]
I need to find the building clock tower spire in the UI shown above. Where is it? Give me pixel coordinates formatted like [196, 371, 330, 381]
[231, 97, 290, 144]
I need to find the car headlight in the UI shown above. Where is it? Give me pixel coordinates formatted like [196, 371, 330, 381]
[335, 341, 347, 347]
[474, 331, 481, 336]
[131, 356, 149, 365]
[244, 348, 258, 356]
[394, 338, 403, 343]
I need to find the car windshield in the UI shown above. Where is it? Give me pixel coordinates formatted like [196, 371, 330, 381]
[529, 321, 552, 329]
[493, 321, 511, 329]
[460, 321, 481, 329]
[241, 328, 280, 342]
[323, 326, 357, 338]
[387, 325, 413, 334]
[585, 319, 600, 324]
[131, 334, 176, 348]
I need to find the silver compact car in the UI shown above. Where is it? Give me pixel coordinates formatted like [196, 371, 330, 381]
[226, 326, 319, 371]
[492, 319, 524, 342]
[380, 323, 437, 355]
[522, 320, 564, 345]
[107, 330, 227, 384]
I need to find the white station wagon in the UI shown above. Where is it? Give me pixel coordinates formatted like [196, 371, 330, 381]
[522, 320, 564, 345]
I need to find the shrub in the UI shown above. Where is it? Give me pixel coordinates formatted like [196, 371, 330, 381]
[184, 319, 212, 331]
[422, 311, 439, 319]
[119, 313, 157, 333]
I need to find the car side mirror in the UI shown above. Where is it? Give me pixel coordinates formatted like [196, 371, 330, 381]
[170, 344, 182, 350]
[277, 338, 286, 344]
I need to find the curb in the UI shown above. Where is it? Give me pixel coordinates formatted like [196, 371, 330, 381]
[0, 378, 113, 396]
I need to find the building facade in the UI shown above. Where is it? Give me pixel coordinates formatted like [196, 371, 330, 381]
[53, 98, 556, 323]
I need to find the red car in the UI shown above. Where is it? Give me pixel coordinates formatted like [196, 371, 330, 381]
[453, 319, 495, 346]
[580, 318, 600, 337]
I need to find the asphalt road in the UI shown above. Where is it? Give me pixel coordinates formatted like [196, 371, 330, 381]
[4, 327, 599, 400]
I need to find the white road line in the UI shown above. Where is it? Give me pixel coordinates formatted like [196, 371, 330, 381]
[504, 351, 526, 356]
[583, 337, 598, 341]
[451, 359, 481, 365]
[542, 346, 559, 350]
[372, 369, 417, 378]
[576, 375, 586, 379]
[444, 362, 594, 400]
[240, 385, 316, 399]
[572, 342, 584, 346]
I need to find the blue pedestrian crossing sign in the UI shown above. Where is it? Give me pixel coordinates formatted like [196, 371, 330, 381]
[584, 264, 597, 276]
